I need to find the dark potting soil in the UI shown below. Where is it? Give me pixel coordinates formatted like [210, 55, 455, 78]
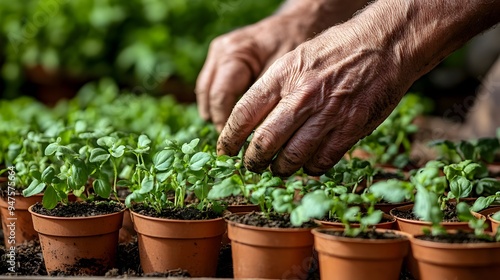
[31, 201, 125, 217]
[322, 215, 394, 224]
[416, 231, 496, 244]
[320, 229, 408, 240]
[219, 195, 252, 206]
[132, 204, 221, 220]
[226, 211, 317, 228]
[391, 203, 461, 222]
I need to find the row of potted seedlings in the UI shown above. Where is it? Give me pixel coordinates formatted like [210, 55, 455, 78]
[1, 90, 500, 279]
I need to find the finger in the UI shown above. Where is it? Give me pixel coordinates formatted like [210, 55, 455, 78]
[195, 55, 217, 121]
[270, 112, 336, 177]
[243, 91, 316, 173]
[217, 77, 282, 157]
[209, 59, 253, 132]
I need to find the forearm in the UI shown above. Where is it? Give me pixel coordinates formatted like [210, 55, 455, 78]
[276, 0, 370, 38]
[349, 0, 500, 83]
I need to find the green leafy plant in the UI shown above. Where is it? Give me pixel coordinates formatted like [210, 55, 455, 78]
[125, 137, 221, 213]
[352, 93, 431, 168]
[291, 180, 384, 237]
[429, 138, 500, 165]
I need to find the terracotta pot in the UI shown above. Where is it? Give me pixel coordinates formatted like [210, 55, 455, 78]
[390, 204, 483, 236]
[29, 205, 125, 275]
[410, 233, 500, 280]
[0, 194, 43, 246]
[119, 209, 136, 243]
[222, 205, 260, 245]
[227, 221, 314, 279]
[312, 228, 411, 280]
[487, 209, 500, 234]
[130, 210, 225, 277]
[315, 213, 396, 230]
[478, 206, 500, 232]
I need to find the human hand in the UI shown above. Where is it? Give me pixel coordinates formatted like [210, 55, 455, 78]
[196, 0, 371, 131]
[216, 20, 414, 177]
[195, 15, 309, 131]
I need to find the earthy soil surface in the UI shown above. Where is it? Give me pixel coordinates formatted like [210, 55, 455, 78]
[318, 228, 407, 240]
[219, 195, 252, 206]
[417, 231, 496, 243]
[391, 203, 461, 222]
[31, 201, 125, 217]
[321, 215, 394, 224]
[132, 204, 221, 220]
[226, 211, 317, 228]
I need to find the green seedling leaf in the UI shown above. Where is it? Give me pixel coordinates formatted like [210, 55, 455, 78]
[208, 175, 242, 199]
[448, 176, 472, 199]
[189, 152, 211, 171]
[41, 166, 56, 182]
[361, 210, 383, 225]
[116, 180, 131, 187]
[181, 138, 199, 154]
[97, 136, 116, 148]
[456, 202, 474, 222]
[45, 143, 59, 156]
[153, 150, 175, 171]
[139, 175, 154, 194]
[471, 196, 497, 212]
[344, 206, 360, 222]
[93, 177, 111, 199]
[89, 148, 110, 163]
[492, 211, 500, 221]
[476, 178, 500, 196]
[413, 185, 442, 224]
[110, 145, 125, 158]
[23, 179, 46, 197]
[463, 162, 487, 180]
[457, 141, 475, 160]
[369, 179, 412, 203]
[42, 185, 58, 210]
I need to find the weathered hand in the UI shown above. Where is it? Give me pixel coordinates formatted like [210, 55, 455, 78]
[216, 0, 500, 177]
[217, 21, 412, 176]
[196, 0, 370, 131]
[195, 15, 309, 131]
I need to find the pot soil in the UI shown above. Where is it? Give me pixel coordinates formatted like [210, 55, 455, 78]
[130, 205, 225, 277]
[315, 213, 396, 230]
[410, 231, 500, 280]
[0, 193, 43, 246]
[312, 228, 410, 280]
[390, 204, 483, 236]
[29, 201, 125, 275]
[226, 212, 315, 279]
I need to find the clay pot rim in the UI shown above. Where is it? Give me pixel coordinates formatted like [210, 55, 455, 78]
[312, 228, 412, 244]
[130, 208, 225, 224]
[28, 204, 127, 220]
[410, 231, 500, 249]
[226, 219, 315, 233]
[390, 204, 484, 225]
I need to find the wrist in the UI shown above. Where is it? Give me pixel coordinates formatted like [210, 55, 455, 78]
[349, 0, 500, 83]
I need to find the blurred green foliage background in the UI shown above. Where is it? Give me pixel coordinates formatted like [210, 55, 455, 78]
[0, 0, 282, 100]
